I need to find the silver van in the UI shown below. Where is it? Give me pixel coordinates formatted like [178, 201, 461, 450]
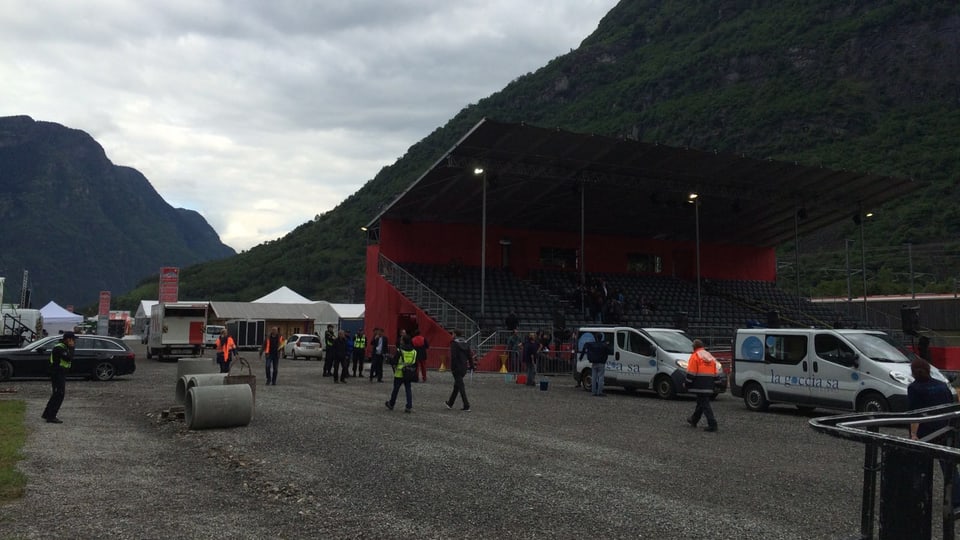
[574, 326, 727, 399]
[732, 328, 951, 413]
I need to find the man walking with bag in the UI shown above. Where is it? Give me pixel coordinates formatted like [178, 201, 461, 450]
[444, 329, 475, 411]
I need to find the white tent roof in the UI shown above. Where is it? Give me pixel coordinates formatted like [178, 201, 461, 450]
[253, 286, 313, 304]
[327, 303, 365, 319]
[39, 301, 83, 323]
[135, 300, 159, 319]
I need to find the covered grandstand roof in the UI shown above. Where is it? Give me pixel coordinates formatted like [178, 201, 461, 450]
[367, 119, 921, 247]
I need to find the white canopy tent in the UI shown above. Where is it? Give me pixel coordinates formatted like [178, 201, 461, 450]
[253, 286, 313, 304]
[39, 300, 83, 336]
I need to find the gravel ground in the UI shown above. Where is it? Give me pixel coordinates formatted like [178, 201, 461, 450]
[0, 343, 892, 539]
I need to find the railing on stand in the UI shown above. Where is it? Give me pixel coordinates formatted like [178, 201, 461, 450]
[378, 254, 480, 339]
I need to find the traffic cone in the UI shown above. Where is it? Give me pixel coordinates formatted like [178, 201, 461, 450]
[499, 354, 508, 373]
[438, 355, 447, 372]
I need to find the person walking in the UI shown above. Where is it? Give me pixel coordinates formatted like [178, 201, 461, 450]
[445, 329, 475, 411]
[385, 335, 416, 413]
[41, 331, 76, 423]
[352, 329, 367, 377]
[580, 332, 610, 397]
[370, 328, 388, 383]
[215, 328, 237, 374]
[259, 327, 285, 386]
[522, 332, 538, 387]
[685, 339, 719, 432]
[908, 357, 960, 505]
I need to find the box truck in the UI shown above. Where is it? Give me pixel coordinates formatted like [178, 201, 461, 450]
[147, 302, 207, 360]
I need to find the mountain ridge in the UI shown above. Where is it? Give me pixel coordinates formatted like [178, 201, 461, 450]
[0, 115, 236, 308]
[107, 1, 960, 307]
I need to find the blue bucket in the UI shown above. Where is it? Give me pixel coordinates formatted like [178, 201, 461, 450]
[539, 379, 549, 391]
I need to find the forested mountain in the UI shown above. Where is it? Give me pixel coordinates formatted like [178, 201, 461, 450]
[118, 0, 960, 309]
[0, 116, 235, 308]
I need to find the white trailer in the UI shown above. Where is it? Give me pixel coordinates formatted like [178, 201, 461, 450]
[147, 302, 207, 360]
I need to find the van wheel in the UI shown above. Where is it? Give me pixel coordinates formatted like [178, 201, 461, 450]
[743, 382, 769, 412]
[654, 375, 676, 400]
[857, 392, 889, 413]
[580, 368, 592, 392]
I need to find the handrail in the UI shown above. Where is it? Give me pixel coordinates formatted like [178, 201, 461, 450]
[378, 254, 480, 338]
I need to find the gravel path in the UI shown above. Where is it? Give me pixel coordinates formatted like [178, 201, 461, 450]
[0, 345, 880, 539]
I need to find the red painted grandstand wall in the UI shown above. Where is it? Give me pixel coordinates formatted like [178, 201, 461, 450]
[378, 218, 775, 281]
[365, 243, 455, 361]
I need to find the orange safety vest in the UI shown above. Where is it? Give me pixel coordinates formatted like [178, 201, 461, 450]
[216, 336, 236, 357]
[687, 348, 718, 376]
[263, 334, 285, 354]
[686, 347, 718, 394]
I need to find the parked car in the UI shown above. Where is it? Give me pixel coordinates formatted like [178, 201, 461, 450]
[283, 334, 322, 359]
[0, 334, 136, 382]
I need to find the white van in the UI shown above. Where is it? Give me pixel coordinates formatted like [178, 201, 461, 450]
[731, 328, 951, 413]
[203, 325, 225, 349]
[574, 326, 727, 399]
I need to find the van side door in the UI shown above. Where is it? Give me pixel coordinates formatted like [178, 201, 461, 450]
[615, 329, 657, 387]
[809, 333, 860, 410]
[762, 334, 812, 406]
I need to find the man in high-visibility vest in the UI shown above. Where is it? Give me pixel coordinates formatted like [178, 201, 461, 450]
[259, 327, 285, 386]
[685, 339, 719, 432]
[215, 329, 237, 374]
[42, 331, 76, 423]
[352, 329, 367, 377]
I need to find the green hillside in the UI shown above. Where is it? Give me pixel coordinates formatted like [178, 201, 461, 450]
[116, 0, 960, 310]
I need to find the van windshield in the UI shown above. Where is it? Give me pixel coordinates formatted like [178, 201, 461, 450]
[645, 330, 694, 354]
[844, 333, 911, 363]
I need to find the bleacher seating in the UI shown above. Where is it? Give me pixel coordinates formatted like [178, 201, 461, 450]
[389, 263, 863, 338]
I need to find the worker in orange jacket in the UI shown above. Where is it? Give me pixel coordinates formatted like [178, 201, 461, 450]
[685, 339, 719, 432]
[215, 328, 237, 373]
[260, 327, 286, 385]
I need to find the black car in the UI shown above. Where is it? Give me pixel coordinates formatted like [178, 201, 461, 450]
[0, 334, 136, 382]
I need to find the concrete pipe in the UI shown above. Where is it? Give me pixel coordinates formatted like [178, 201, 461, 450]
[175, 373, 227, 405]
[176, 358, 219, 381]
[185, 384, 253, 430]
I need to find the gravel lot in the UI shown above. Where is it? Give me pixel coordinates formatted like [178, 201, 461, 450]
[0, 342, 886, 539]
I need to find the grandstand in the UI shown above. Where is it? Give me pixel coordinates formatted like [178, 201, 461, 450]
[363, 119, 921, 367]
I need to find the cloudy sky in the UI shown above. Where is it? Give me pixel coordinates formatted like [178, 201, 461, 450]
[1, 0, 618, 251]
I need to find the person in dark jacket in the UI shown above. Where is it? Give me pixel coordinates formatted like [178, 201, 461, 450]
[259, 327, 285, 386]
[322, 324, 336, 377]
[522, 332, 539, 387]
[685, 339, 719, 432]
[369, 328, 388, 383]
[444, 329, 475, 411]
[42, 331, 76, 423]
[331, 330, 349, 383]
[908, 358, 960, 506]
[579, 332, 610, 397]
